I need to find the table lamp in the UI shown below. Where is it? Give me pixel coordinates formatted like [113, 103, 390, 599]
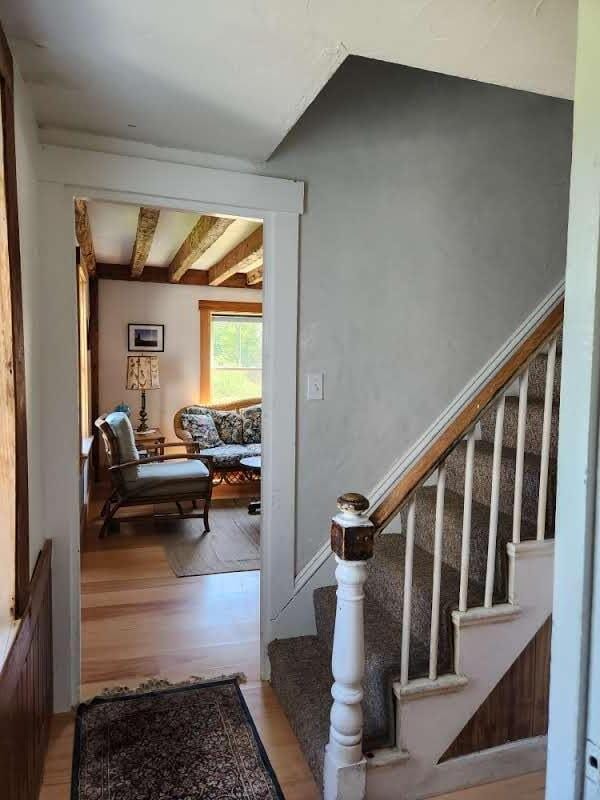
[126, 355, 160, 432]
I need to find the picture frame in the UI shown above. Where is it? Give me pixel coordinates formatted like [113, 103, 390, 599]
[128, 323, 165, 352]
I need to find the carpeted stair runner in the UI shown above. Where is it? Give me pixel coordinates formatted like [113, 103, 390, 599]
[268, 347, 560, 787]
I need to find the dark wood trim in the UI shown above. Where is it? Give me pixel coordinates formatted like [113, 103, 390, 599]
[440, 617, 552, 761]
[89, 276, 100, 478]
[95, 261, 260, 289]
[0, 23, 30, 617]
[198, 300, 263, 314]
[0, 540, 53, 800]
[371, 302, 564, 530]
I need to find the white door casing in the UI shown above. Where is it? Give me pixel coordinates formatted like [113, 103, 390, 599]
[38, 145, 304, 710]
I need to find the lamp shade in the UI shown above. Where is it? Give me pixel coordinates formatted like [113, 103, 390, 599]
[126, 355, 160, 390]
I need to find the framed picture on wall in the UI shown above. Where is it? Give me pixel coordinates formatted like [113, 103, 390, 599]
[128, 323, 165, 352]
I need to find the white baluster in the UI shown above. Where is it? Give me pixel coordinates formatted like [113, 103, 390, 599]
[512, 368, 529, 544]
[400, 497, 416, 687]
[537, 337, 557, 541]
[324, 493, 374, 800]
[429, 463, 446, 681]
[459, 430, 476, 612]
[485, 396, 506, 608]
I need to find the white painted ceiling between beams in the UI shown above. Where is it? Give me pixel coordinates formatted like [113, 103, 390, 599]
[0, 0, 577, 161]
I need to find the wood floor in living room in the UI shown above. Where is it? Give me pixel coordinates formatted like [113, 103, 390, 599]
[39, 489, 544, 800]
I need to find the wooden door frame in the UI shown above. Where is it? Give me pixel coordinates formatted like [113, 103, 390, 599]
[38, 146, 303, 709]
[0, 23, 29, 618]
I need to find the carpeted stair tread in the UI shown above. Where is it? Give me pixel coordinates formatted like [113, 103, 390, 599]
[527, 351, 562, 401]
[269, 338, 562, 788]
[313, 584, 430, 748]
[268, 635, 331, 786]
[445, 439, 556, 529]
[479, 395, 559, 458]
[408, 486, 536, 603]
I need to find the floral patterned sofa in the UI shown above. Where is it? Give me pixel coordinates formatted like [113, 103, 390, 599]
[173, 397, 261, 485]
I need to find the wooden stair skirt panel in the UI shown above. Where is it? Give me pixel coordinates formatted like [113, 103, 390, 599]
[0, 541, 53, 800]
[441, 617, 551, 761]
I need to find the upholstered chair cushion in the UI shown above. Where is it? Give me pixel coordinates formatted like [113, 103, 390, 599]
[241, 404, 261, 444]
[105, 411, 140, 482]
[197, 442, 261, 468]
[125, 459, 210, 498]
[181, 412, 223, 449]
[210, 410, 244, 444]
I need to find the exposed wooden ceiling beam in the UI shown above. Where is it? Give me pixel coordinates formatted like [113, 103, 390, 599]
[74, 199, 96, 277]
[168, 215, 234, 283]
[246, 264, 263, 286]
[208, 227, 263, 286]
[95, 262, 261, 290]
[130, 207, 160, 278]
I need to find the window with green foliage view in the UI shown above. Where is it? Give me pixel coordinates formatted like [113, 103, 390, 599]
[211, 314, 262, 403]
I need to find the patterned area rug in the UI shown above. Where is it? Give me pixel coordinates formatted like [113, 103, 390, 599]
[158, 500, 260, 577]
[72, 679, 284, 799]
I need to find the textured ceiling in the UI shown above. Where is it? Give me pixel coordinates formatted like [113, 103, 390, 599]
[0, 0, 577, 160]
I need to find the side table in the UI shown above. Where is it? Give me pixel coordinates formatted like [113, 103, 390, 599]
[135, 427, 166, 458]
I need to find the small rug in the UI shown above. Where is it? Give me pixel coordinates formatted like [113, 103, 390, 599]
[72, 679, 284, 800]
[158, 501, 260, 577]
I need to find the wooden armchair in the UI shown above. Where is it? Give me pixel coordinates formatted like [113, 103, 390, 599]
[95, 412, 214, 539]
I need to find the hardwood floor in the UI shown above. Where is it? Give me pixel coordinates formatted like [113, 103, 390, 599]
[40, 491, 319, 800]
[39, 488, 545, 800]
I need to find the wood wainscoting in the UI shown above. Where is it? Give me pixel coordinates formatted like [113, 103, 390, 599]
[0, 541, 53, 800]
[441, 617, 551, 761]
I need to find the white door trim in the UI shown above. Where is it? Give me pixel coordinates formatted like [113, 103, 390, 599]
[546, 1, 600, 796]
[38, 146, 303, 710]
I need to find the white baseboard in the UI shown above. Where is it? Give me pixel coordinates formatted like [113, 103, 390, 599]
[420, 736, 547, 798]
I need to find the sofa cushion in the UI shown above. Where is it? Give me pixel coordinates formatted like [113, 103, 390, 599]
[105, 411, 140, 482]
[210, 410, 244, 444]
[241, 404, 261, 444]
[198, 443, 261, 468]
[181, 412, 223, 449]
[125, 458, 210, 498]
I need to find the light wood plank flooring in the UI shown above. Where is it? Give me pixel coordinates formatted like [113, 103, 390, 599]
[40, 490, 544, 800]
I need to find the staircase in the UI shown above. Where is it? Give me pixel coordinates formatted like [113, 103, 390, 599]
[269, 303, 562, 799]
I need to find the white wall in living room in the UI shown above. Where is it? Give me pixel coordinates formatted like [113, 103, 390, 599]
[98, 280, 262, 440]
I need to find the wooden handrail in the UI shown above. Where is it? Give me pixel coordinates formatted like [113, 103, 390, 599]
[370, 301, 564, 531]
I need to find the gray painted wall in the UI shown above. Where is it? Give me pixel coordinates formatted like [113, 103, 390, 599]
[265, 57, 573, 572]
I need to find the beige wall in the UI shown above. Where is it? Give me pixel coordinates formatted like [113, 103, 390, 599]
[98, 279, 262, 441]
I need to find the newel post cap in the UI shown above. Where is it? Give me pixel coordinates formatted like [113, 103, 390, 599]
[337, 492, 370, 515]
[331, 492, 374, 561]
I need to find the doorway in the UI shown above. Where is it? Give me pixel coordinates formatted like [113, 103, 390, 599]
[38, 148, 303, 711]
[75, 198, 270, 694]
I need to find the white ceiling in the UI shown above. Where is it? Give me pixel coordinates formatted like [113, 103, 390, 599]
[1, 0, 577, 161]
[86, 200, 261, 271]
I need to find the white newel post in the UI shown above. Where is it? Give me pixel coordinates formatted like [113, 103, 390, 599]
[324, 493, 375, 800]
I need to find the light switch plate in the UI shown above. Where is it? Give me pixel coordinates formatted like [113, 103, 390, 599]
[586, 739, 600, 788]
[307, 372, 324, 400]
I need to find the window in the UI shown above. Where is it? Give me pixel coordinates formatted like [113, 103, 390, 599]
[211, 315, 262, 403]
[199, 301, 262, 404]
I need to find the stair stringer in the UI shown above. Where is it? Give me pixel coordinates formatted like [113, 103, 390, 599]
[366, 540, 554, 800]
